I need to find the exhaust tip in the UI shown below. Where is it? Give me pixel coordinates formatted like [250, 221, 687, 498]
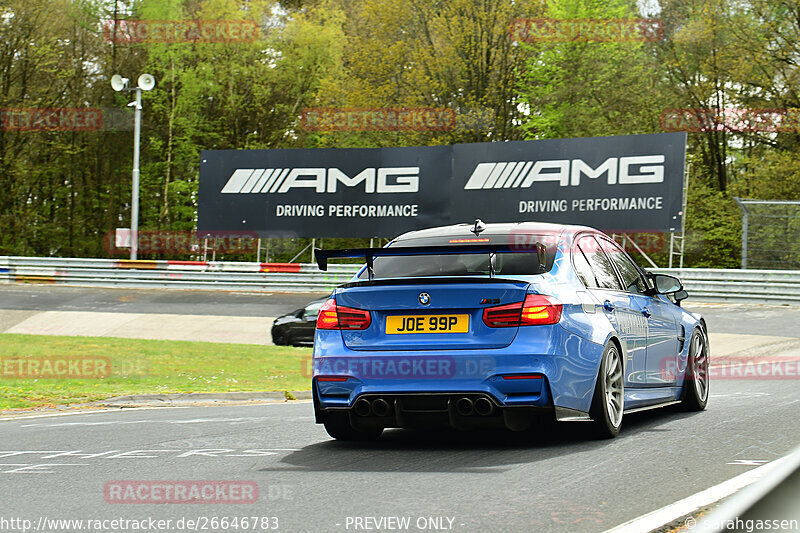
[353, 398, 371, 417]
[455, 397, 474, 416]
[371, 398, 391, 417]
[474, 397, 494, 416]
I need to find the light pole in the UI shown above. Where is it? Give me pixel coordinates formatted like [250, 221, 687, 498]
[111, 73, 155, 260]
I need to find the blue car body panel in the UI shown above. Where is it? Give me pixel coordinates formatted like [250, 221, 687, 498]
[315, 323, 601, 412]
[312, 222, 705, 429]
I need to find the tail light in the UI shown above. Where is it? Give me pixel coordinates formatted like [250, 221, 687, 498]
[338, 306, 372, 329]
[316, 299, 371, 330]
[483, 302, 523, 327]
[483, 294, 562, 327]
[520, 294, 562, 325]
[316, 299, 339, 329]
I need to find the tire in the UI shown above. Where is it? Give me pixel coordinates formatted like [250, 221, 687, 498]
[680, 327, 709, 411]
[271, 330, 285, 346]
[589, 341, 624, 438]
[323, 412, 383, 441]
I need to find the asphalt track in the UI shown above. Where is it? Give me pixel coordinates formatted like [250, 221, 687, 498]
[0, 285, 799, 532]
[0, 381, 798, 533]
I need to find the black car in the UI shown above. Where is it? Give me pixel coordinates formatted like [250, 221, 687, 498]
[271, 298, 328, 346]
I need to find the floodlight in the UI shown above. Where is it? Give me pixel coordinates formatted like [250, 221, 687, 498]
[137, 74, 155, 91]
[111, 72, 154, 260]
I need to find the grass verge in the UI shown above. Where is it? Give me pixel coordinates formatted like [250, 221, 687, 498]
[0, 333, 312, 410]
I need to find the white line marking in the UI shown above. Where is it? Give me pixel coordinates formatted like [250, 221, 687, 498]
[0, 451, 68, 457]
[0, 407, 188, 421]
[24, 417, 255, 427]
[2, 463, 90, 473]
[20, 413, 313, 428]
[710, 392, 770, 398]
[0, 400, 311, 422]
[727, 459, 769, 466]
[20, 420, 149, 428]
[602, 456, 788, 533]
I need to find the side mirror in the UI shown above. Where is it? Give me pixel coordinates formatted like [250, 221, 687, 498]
[653, 274, 683, 294]
[673, 289, 689, 306]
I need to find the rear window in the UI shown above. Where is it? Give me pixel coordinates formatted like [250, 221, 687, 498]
[357, 233, 558, 279]
[303, 301, 325, 318]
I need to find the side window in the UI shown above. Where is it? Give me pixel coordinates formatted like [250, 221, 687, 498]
[576, 236, 622, 290]
[599, 238, 647, 294]
[572, 248, 598, 288]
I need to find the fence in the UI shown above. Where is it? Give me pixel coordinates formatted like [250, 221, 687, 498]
[1, 256, 799, 304]
[734, 198, 800, 270]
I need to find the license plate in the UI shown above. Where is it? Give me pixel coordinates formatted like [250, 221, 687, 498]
[386, 314, 469, 334]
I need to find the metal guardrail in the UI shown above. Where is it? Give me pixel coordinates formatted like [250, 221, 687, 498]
[653, 268, 800, 305]
[0, 256, 359, 293]
[1, 257, 800, 303]
[694, 444, 800, 533]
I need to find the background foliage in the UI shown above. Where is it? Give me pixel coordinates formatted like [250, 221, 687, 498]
[1, 0, 799, 266]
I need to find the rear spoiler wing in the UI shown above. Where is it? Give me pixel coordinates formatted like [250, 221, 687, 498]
[314, 243, 546, 280]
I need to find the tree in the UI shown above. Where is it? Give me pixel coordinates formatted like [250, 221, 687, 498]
[0, 0, 346, 257]
[518, 0, 668, 139]
[304, 0, 543, 149]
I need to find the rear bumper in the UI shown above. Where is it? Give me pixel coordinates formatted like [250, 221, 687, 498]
[312, 325, 606, 418]
[315, 371, 552, 409]
[314, 387, 553, 431]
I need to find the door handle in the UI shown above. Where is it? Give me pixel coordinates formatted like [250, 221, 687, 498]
[603, 300, 615, 312]
[641, 307, 651, 318]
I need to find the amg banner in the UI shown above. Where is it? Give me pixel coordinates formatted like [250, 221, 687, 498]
[198, 132, 686, 237]
[198, 146, 451, 238]
[451, 133, 687, 233]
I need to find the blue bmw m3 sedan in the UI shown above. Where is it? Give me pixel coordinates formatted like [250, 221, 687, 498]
[311, 221, 709, 440]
